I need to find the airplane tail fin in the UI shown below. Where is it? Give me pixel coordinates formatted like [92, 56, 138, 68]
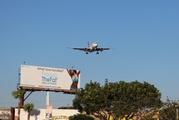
[88, 42, 90, 48]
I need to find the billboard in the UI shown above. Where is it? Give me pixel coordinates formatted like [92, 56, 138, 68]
[20, 65, 80, 91]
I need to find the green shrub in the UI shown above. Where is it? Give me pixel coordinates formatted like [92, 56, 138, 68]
[69, 114, 94, 120]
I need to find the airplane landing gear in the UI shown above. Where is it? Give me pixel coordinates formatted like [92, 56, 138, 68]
[86, 52, 88, 54]
[96, 51, 99, 54]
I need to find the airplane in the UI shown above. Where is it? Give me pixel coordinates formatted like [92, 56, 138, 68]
[68, 42, 112, 54]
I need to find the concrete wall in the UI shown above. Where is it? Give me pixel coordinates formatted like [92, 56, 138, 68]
[15, 108, 79, 120]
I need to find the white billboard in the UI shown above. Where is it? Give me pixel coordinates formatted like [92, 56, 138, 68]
[20, 65, 80, 91]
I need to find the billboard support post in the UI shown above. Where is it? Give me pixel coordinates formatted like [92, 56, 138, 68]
[46, 91, 50, 105]
[46, 91, 52, 120]
[23, 91, 34, 102]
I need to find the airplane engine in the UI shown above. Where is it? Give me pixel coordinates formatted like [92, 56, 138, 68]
[100, 48, 103, 52]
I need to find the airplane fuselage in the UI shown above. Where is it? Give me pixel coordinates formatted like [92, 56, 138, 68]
[88, 42, 98, 52]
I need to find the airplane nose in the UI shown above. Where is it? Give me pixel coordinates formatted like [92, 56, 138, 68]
[95, 44, 98, 47]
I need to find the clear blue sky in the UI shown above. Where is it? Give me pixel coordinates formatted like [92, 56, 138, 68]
[0, 1, 179, 109]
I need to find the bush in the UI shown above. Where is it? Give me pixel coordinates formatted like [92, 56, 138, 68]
[69, 114, 94, 120]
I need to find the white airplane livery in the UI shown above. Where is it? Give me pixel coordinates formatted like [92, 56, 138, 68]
[68, 42, 112, 54]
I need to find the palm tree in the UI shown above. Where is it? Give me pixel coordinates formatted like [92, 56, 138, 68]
[23, 103, 34, 120]
[12, 89, 26, 120]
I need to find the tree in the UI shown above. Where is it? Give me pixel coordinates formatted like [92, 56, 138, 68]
[140, 110, 158, 120]
[73, 80, 113, 120]
[112, 81, 162, 119]
[159, 98, 179, 120]
[73, 79, 162, 120]
[12, 88, 26, 120]
[23, 103, 34, 120]
[69, 114, 94, 120]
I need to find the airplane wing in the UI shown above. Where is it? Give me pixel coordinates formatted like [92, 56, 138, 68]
[68, 47, 89, 51]
[96, 48, 111, 51]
